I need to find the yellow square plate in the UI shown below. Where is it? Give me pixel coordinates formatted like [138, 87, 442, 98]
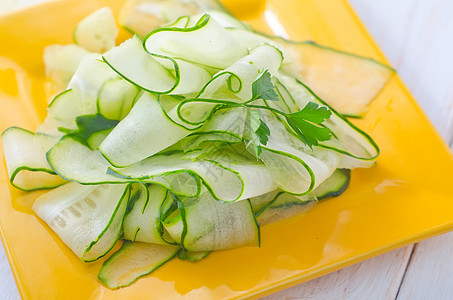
[1, 0, 452, 299]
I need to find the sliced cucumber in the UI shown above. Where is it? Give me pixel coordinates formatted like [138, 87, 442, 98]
[47, 136, 200, 197]
[40, 55, 139, 139]
[123, 184, 172, 244]
[103, 36, 211, 95]
[273, 77, 299, 113]
[286, 41, 395, 117]
[164, 189, 260, 251]
[182, 107, 247, 153]
[68, 54, 120, 116]
[73, 7, 119, 53]
[85, 129, 113, 150]
[225, 28, 305, 75]
[0, 5, 386, 287]
[43, 44, 90, 89]
[99, 92, 191, 167]
[195, 44, 282, 102]
[203, 10, 250, 30]
[173, 45, 283, 129]
[119, 0, 199, 37]
[204, 148, 278, 200]
[109, 151, 243, 200]
[33, 182, 130, 262]
[102, 36, 176, 94]
[36, 89, 83, 138]
[1, 127, 66, 191]
[277, 75, 379, 169]
[47, 136, 128, 184]
[255, 192, 316, 225]
[97, 78, 141, 120]
[46, 89, 82, 131]
[249, 190, 280, 214]
[259, 141, 334, 195]
[246, 111, 337, 196]
[313, 169, 350, 200]
[177, 249, 210, 261]
[144, 14, 248, 70]
[110, 150, 276, 202]
[226, 28, 394, 117]
[98, 241, 179, 289]
[182, 134, 240, 156]
[193, 0, 229, 12]
[41, 54, 122, 138]
[119, 0, 236, 37]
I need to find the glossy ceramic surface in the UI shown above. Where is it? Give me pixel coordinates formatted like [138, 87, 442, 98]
[0, 0, 452, 299]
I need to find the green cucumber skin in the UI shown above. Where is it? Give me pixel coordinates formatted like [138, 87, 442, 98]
[260, 146, 316, 196]
[48, 89, 74, 108]
[315, 169, 351, 200]
[252, 30, 396, 72]
[342, 114, 363, 119]
[82, 184, 131, 262]
[9, 167, 66, 192]
[249, 199, 261, 247]
[301, 40, 396, 72]
[177, 249, 210, 261]
[98, 241, 178, 289]
[2, 126, 66, 191]
[72, 24, 79, 45]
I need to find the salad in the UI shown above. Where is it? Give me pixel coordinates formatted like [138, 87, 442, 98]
[1, 0, 393, 289]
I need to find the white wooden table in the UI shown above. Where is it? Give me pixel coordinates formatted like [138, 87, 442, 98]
[1, 1, 453, 299]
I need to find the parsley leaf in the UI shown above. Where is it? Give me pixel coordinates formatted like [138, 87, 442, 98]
[249, 110, 271, 157]
[285, 102, 332, 149]
[251, 70, 279, 101]
[59, 114, 119, 150]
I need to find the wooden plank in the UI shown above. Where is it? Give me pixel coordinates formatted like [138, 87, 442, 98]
[396, 232, 453, 300]
[264, 246, 414, 300]
[0, 240, 19, 299]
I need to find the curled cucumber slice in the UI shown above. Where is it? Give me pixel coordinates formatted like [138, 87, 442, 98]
[33, 182, 130, 262]
[1, 127, 66, 191]
[98, 241, 178, 289]
[73, 7, 119, 53]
